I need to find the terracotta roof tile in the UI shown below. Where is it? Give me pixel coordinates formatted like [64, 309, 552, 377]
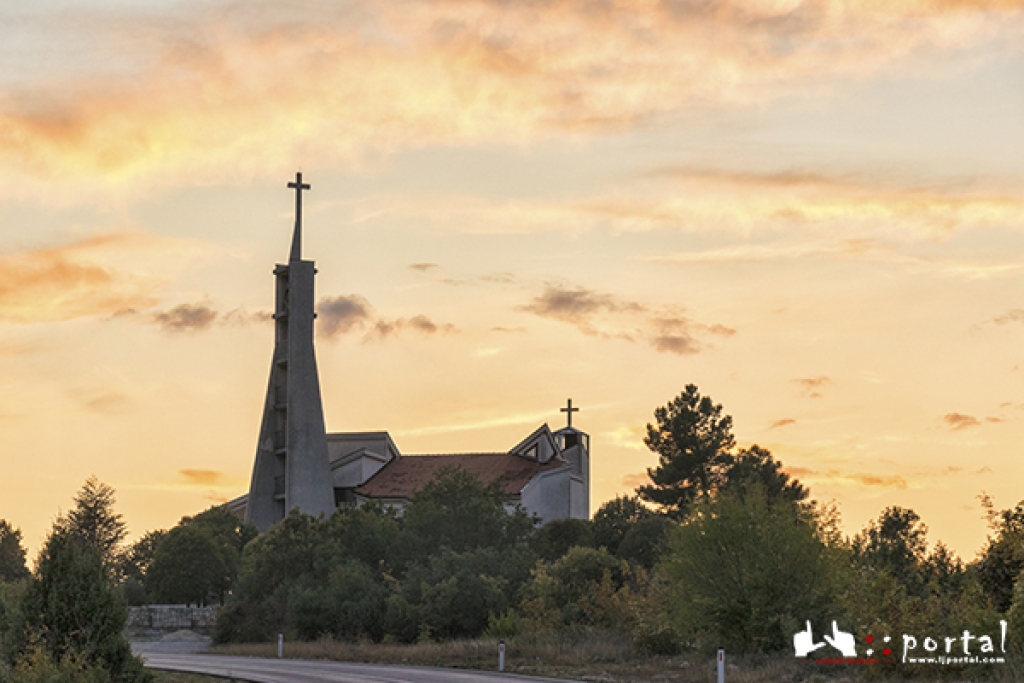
[355, 453, 566, 499]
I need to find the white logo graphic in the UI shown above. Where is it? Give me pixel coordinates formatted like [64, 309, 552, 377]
[794, 621, 857, 658]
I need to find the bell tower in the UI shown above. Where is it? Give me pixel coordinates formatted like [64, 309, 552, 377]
[245, 173, 336, 532]
[553, 398, 590, 519]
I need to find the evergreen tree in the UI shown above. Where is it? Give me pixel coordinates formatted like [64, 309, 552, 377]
[20, 528, 149, 682]
[64, 477, 127, 567]
[637, 385, 735, 516]
[0, 520, 29, 582]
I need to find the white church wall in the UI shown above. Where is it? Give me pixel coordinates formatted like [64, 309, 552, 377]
[520, 467, 571, 524]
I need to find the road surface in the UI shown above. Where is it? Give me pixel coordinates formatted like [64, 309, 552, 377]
[141, 653, 573, 683]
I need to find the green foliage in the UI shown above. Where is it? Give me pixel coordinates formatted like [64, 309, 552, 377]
[287, 559, 389, 641]
[0, 522, 29, 583]
[523, 546, 636, 629]
[852, 506, 929, 598]
[617, 516, 672, 571]
[660, 485, 835, 653]
[530, 519, 594, 562]
[637, 385, 735, 517]
[118, 531, 167, 586]
[3, 641, 113, 683]
[483, 608, 524, 639]
[19, 528, 149, 683]
[397, 548, 529, 640]
[397, 466, 535, 565]
[978, 495, 1024, 613]
[720, 445, 807, 504]
[144, 506, 256, 606]
[214, 509, 323, 643]
[62, 477, 127, 567]
[591, 496, 654, 557]
[145, 526, 222, 606]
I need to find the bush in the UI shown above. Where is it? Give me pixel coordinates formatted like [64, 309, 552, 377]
[660, 485, 836, 654]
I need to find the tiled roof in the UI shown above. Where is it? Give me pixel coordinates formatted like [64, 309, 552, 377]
[355, 452, 566, 499]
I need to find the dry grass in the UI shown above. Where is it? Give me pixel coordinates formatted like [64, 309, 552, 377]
[152, 672, 233, 683]
[210, 631, 1022, 682]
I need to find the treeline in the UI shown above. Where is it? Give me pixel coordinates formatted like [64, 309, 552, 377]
[5, 384, 1024, 674]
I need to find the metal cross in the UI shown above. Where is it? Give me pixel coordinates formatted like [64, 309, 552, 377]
[287, 171, 311, 261]
[560, 398, 579, 428]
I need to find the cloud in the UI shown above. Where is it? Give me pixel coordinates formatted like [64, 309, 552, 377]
[992, 309, 1024, 325]
[408, 263, 439, 272]
[621, 472, 650, 488]
[944, 412, 981, 430]
[152, 303, 218, 332]
[785, 466, 908, 490]
[367, 315, 457, 340]
[0, 234, 162, 322]
[179, 469, 229, 486]
[318, 294, 373, 338]
[520, 286, 645, 325]
[3, 1, 1021, 193]
[794, 376, 831, 398]
[317, 293, 455, 341]
[518, 284, 733, 355]
[771, 418, 797, 429]
[69, 387, 132, 415]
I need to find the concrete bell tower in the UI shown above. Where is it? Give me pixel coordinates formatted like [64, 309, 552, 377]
[245, 172, 336, 532]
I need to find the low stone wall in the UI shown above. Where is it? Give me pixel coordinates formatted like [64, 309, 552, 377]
[127, 605, 217, 635]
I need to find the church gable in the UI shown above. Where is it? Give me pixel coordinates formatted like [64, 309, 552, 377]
[508, 424, 558, 463]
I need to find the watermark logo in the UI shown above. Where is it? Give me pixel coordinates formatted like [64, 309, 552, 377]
[793, 619, 1008, 666]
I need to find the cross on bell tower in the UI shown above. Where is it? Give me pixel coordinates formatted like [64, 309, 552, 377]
[287, 172, 310, 262]
[561, 398, 579, 428]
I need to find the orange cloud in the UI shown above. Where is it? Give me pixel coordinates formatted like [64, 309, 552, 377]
[621, 472, 651, 489]
[944, 412, 981, 430]
[0, 234, 162, 322]
[179, 469, 228, 486]
[1, 1, 1021, 192]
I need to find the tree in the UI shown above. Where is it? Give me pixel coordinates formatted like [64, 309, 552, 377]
[852, 506, 928, 598]
[145, 526, 224, 606]
[397, 466, 535, 565]
[144, 506, 256, 606]
[19, 528, 149, 682]
[0, 520, 29, 583]
[530, 518, 594, 562]
[719, 445, 808, 505]
[592, 495, 655, 557]
[637, 385, 735, 517]
[661, 484, 837, 653]
[977, 496, 1024, 612]
[63, 477, 127, 567]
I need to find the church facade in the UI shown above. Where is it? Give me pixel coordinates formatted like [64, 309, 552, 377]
[227, 174, 590, 530]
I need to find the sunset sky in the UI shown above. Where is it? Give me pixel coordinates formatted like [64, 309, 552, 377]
[1, 0, 1023, 560]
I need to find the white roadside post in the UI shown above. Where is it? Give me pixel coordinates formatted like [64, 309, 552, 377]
[278, 633, 283, 659]
[717, 648, 725, 683]
[498, 640, 506, 672]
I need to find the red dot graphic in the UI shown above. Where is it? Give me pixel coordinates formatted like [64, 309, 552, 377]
[883, 648, 892, 657]
[865, 635, 874, 643]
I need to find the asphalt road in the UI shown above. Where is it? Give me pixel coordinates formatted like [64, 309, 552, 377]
[141, 653, 573, 683]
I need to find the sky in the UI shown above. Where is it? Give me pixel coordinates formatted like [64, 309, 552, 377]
[1, 0, 1023, 561]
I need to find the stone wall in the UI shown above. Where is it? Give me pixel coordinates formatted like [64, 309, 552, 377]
[127, 605, 217, 635]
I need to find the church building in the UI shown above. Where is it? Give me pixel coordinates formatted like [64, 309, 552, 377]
[227, 174, 590, 531]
